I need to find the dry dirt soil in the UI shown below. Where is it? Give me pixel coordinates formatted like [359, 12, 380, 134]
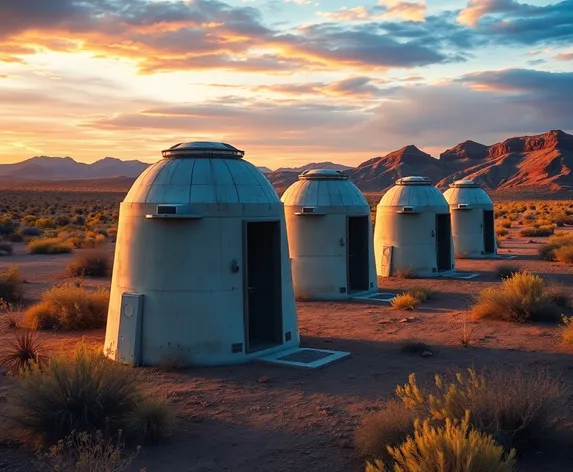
[1, 229, 573, 472]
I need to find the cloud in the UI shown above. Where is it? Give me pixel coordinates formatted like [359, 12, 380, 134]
[556, 52, 573, 61]
[317, 1, 426, 23]
[251, 76, 385, 97]
[457, 0, 525, 27]
[376, 0, 426, 23]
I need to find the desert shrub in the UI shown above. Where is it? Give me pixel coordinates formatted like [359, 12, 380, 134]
[0, 241, 13, 255]
[539, 243, 560, 261]
[12, 342, 172, 444]
[28, 238, 73, 254]
[555, 245, 573, 263]
[54, 215, 71, 227]
[34, 430, 139, 472]
[395, 267, 416, 279]
[125, 396, 175, 444]
[19, 226, 42, 238]
[496, 228, 509, 237]
[23, 285, 110, 330]
[356, 400, 418, 462]
[0, 217, 17, 235]
[562, 316, 573, 344]
[0, 265, 24, 303]
[495, 263, 521, 280]
[548, 285, 571, 308]
[406, 286, 434, 302]
[71, 215, 86, 226]
[500, 220, 512, 228]
[22, 215, 37, 226]
[400, 340, 431, 355]
[67, 250, 111, 277]
[519, 227, 554, 238]
[396, 368, 570, 453]
[366, 414, 516, 472]
[0, 330, 47, 376]
[471, 271, 559, 323]
[35, 218, 56, 230]
[391, 294, 420, 311]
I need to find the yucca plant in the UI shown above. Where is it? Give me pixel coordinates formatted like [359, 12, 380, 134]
[0, 330, 47, 375]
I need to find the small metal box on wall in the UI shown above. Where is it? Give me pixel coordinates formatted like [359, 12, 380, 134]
[117, 293, 144, 366]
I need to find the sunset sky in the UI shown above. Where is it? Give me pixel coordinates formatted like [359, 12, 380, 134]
[0, 0, 572, 169]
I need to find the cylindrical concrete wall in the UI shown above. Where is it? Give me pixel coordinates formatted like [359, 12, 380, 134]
[104, 142, 299, 367]
[374, 176, 455, 277]
[281, 170, 377, 299]
[443, 179, 496, 258]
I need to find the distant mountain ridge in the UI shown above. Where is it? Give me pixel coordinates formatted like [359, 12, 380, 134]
[2, 130, 571, 192]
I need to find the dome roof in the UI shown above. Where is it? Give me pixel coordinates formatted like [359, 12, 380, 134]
[443, 180, 493, 207]
[378, 176, 448, 210]
[298, 169, 347, 181]
[161, 141, 244, 159]
[281, 171, 367, 207]
[125, 142, 278, 204]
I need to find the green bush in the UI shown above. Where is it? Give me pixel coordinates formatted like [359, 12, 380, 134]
[366, 414, 516, 472]
[28, 238, 73, 254]
[23, 284, 109, 330]
[12, 342, 173, 444]
[472, 271, 559, 323]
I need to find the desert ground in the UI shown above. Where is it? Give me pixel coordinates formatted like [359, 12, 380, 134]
[1, 192, 573, 471]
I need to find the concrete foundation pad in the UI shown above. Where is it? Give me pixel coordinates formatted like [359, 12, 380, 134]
[351, 292, 397, 304]
[443, 272, 480, 279]
[256, 347, 350, 369]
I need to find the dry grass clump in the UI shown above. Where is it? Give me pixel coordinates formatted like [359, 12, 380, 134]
[554, 244, 573, 263]
[0, 330, 47, 376]
[407, 286, 434, 302]
[471, 271, 559, 323]
[0, 265, 24, 303]
[11, 342, 173, 445]
[356, 367, 570, 470]
[391, 294, 420, 311]
[28, 238, 73, 255]
[562, 316, 573, 345]
[67, 250, 111, 277]
[539, 234, 573, 261]
[24, 284, 109, 330]
[495, 263, 521, 280]
[34, 430, 139, 472]
[365, 414, 516, 472]
[519, 226, 554, 238]
[496, 228, 509, 237]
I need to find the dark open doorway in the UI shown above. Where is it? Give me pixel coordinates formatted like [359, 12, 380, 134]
[348, 216, 370, 292]
[244, 221, 283, 353]
[436, 214, 452, 272]
[483, 210, 495, 254]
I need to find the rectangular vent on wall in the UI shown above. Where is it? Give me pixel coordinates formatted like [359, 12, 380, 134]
[157, 205, 177, 215]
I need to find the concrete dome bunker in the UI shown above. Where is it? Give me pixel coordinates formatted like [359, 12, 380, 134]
[281, 169, 377, 300]
[104, 142, 299, 367]
[443, 179, 497, 258]
[374, 176, 455, 277]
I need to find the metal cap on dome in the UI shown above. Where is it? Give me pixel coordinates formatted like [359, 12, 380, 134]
[451, 179, 479, 188]
[298, 169, 348, 181]
[161, 141, 245, 159]
[395, 176, 432, 186]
